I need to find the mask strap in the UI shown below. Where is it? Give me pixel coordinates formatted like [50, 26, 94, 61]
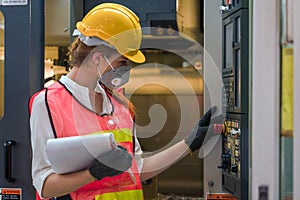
[96, 63, 102, 80]
[103, 55, 116, 72]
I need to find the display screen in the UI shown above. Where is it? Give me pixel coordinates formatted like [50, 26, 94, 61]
[235, 49, 241, 108]
[236, 17, 241, 43]
[225, 22, 233, 69]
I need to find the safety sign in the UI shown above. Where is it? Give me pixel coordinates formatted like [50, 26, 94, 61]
[206, 193, 237, 200]
[0, 188, 22, 200]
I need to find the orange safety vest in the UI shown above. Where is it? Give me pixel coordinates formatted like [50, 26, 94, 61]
[29, 81, 143, 200]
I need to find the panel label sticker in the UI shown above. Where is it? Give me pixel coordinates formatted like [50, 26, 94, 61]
[206, 193, 237, 200]
[0, 188, 22, 200]
[1, 0, 28, 6]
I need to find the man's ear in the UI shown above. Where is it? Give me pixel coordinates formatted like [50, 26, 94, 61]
[92, 52, 102, 65]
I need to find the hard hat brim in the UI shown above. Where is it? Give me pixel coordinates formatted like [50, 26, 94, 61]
[124, 50, 145, 63]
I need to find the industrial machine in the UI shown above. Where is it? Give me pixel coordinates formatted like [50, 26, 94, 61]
[219, 0, 249, 199]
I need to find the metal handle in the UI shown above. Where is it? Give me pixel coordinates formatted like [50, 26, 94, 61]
[4, 140, 16, 182]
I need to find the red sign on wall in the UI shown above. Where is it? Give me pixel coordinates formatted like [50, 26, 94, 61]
[206, 193, 237, 200]
[0, 188, 22, 200]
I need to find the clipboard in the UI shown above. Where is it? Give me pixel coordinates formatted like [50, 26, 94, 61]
[46, 133, 116, 174]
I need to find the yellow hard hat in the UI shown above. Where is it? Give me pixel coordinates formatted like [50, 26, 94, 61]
[76, 3, 145, 63]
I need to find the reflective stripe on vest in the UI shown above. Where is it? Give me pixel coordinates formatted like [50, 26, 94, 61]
[42, 82, 143, 200]
[95, 189, 144, 200]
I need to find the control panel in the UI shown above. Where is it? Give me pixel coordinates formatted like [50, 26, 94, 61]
[223, 77, 235, 112]
[222, 118, 241, 177]
[221, 4, 249, 200]
[219, 114, 248, 199]
[222, 9, 248, 114]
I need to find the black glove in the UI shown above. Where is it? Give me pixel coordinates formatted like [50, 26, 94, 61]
[88, 145, 132, 180]
[184, 106, 217, 152]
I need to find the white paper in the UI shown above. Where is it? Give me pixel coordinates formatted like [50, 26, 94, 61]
[46, 133, 116, 174]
